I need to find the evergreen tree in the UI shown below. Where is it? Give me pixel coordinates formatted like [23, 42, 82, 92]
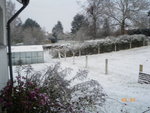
[71, 14, 85, 34]
[22, 18, 45, 45]
[23, 18, 41, 29]
[52, 21, 64, 40]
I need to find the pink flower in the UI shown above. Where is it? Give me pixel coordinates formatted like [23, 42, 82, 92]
[0, 98, 4, 103]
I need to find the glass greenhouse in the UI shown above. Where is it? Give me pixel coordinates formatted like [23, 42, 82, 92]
[11, 45, 44, 65]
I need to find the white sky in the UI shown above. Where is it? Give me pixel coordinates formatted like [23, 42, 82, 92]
[13, 0, 86, 33]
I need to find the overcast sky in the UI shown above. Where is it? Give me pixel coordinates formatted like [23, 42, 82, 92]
[14, 0, 86, 33]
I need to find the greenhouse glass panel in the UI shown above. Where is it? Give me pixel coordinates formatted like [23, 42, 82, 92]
[32, 52, 38, 57]
[14, 53, 20, 58]
[26, 52, 31, 58]
[38, 52, 43, 57]
[26, 58, 31, 64]
[12, 53, 15, 59]
[37, 57, 43, 63]
[32, 58, 37, 63]
[21, 52, 26, 58]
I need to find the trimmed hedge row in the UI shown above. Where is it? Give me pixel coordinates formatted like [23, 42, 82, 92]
[51, 35, 149, 58]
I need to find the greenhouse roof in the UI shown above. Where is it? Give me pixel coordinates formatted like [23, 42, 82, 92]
[11, 45, 43, 53]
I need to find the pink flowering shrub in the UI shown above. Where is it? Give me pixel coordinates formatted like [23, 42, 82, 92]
[0, 64, 107, 113]
[0, 76, 49, 113]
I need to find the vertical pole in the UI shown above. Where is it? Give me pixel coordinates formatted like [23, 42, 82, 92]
[58, 51, 61, 59]
[79, 49, 81, 56]
[98, 45, 100, 54]
[73, 52, 75, 64]
[143, 40, 145, 46]
[139, 64, 143, 73]
[7, 23, 13, 84]
[64, 50, 66, 61]
[115, 44, 117, 51]
[130, 42, 132, 49]
[105, 59, 108, 74]
[85, 55, 88, 68]
[49, 49, 50, 54]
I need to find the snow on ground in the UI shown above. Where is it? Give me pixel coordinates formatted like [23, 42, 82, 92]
[13, 46, 150, 113]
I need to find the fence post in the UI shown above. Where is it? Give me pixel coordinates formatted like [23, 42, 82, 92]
[105, 59, 108, 74]
[139, 64, 143, 73]
[130, 42, 132, 49]
[79, 49, 81, 56]
[73, 52, 75, 64]
[98, 45, 100, 54]
[58, 51, 61, 59]
[143, 40, 145, 46]
[64, 50, 66, 61]
[85, 55, 88, 68]
[49, 49, 50, 54]
[115, 44, 117, 51]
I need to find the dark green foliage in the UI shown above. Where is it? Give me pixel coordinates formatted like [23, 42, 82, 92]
[52, 21, 64, 40]
[71, 14, 86, 34]
[127, 29, 150, 36]
[52, 35, 148, 58]
[23, 18, 41, 29]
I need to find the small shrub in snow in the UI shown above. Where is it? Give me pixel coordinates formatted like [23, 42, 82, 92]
[0, 64, 106, 113]
[34, 63, 107, 113]
[0, 76, 49, 113]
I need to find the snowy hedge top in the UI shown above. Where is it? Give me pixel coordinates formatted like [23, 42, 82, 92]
[49, 34, 148, 52]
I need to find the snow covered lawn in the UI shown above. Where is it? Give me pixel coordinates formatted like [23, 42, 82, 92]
[14, 46, 150, 113]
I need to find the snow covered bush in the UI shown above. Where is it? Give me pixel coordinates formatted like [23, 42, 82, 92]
[49, 35, 148, 58]
[31, 63, 107, 113]
[0, 75, 49, 113]
[2, 64, 106, 113]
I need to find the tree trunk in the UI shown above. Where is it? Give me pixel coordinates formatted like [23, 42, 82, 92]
[93, 16, 97, 39]
[121, 20, 125, 35]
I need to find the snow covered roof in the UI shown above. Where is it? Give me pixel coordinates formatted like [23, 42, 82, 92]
[11, 45, 43, 53]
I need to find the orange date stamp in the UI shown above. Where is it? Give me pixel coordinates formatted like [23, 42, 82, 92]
[121, 98, 136, 102]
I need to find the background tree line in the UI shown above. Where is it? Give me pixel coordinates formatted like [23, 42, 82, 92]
[6, 0, 46, 45]
[7, 0, 150, 45]
[71, 0, 150, 40]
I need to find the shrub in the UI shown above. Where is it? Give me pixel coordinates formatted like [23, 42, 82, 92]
[30, 64, 107, 113]
[50, 35, 148, 58]
[0, 76, 49, 113]
[0, 64, 107, 113]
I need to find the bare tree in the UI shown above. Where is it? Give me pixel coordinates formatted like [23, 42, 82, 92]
[23, 27, 45, 45]
[85, 0, 106, 39]
[105, 0, 150, 34]
[6, 0, 23, 44]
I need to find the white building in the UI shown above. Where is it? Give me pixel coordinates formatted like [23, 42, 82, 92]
[12, 45, 44, 65]
[0, 0, 9, 90]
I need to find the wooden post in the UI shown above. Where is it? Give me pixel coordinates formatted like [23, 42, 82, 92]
[139, 64, 143, 73]
[64, 50, 66, 61]
[49, 49, 50, 54]
[143, 40, 145, 46]
[130, 42, 132, 49]
[73, 52, 75, 64]
[85, 55, 88, 68]
[58, 51, 61, 59]
[79, 49, 81, 56]
[98, 45, 100, 54]
[105, 59, 108, 74]
[115, 44, 117, 51]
